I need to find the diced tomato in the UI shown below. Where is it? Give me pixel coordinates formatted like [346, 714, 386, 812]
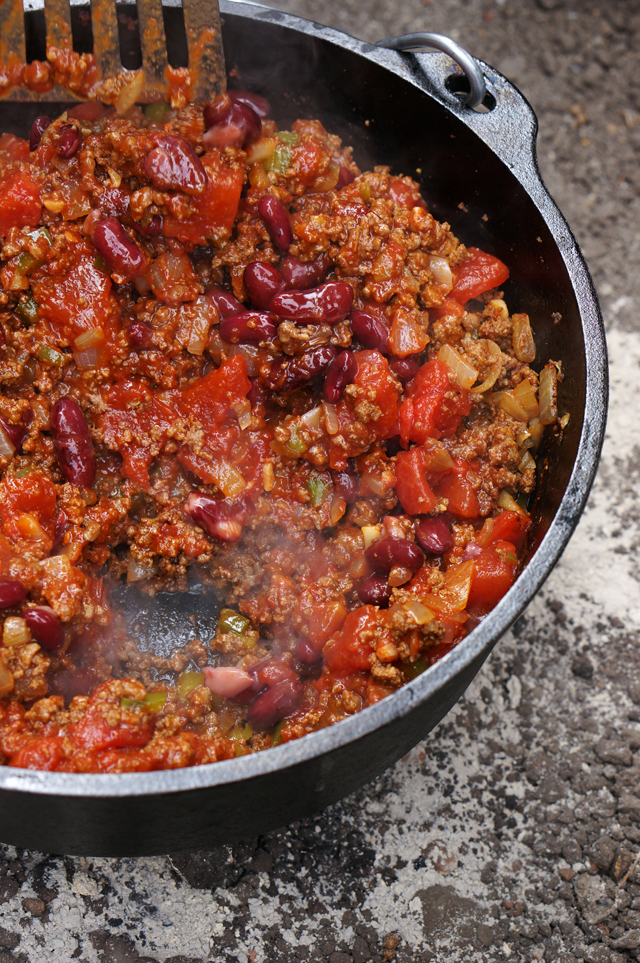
[72, 708, 153, 752]
[401, 359, 471, 443]
[0, 133, 29, 166]
[487, 510, 531, 549]
[467, 540, 518, 609]
[323, 605, 387, 674]
[0, 470, 57, 546]
[351, 350, 400, 440]
[395, 447, 436, 515]
[163, 150, 244, 246]
[33, 251, 116, 338]
[0, 169, 42, 237]
[435, 458, 480, 519]
[450, 247, 510, 304]
[328, 398, 358, 470]
[9, 737, 65, 771]
[389, 180, 424, 208]
[180, 354, 251, 426]
[430, 297, 465, 320]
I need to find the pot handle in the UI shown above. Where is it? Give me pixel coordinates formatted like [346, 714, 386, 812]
[376, 32, 487, 110]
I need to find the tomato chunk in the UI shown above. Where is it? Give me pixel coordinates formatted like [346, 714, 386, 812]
[401, 359, 471, 443]
[352, 350, 400, 439]
[323, 605, 387, 674]
[450, 247, 509, 304]
[435, 459, 480, 519]
[163, 150, 244, 246]
[0, 169, 42, 237]
[395, 447, 436, 515]
[467, 540, 518, 609]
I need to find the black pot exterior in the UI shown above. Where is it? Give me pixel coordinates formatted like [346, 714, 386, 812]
[0, 2, 607, 855]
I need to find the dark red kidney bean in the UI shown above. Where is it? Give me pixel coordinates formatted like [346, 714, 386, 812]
[231, 673, 264, 706]
[0, 408, 33, 451]
[135, 214, 162, 236]
[206, 286, 244, 318]
[296, 638, 323, 664]
[256, 660, 299, 687]
[30, 115, 51, 151]
[145, 135, 207, 195]
[229, 89, 271, 118]
[271, 282, 353, 325]
[128, 320, 152, 347]
[244, 262, 286, 311]
[416, 516, 454, 555]
[219, 311, 277, 344]
[263, 344, 337, 393]
[52, 508, 69, 553]
[203, 102, 262, 149]
[365, 537, 424, 574]
[258, 196, 292, 251]
[0, 577, 27, 608]
[24, 606, 64, 651]
[247, 679, 303, 730]
[323, 349, 357, 403]
[247, 377, 267, 408]
[280, 254, 327, 290]
[57, 124, 81, 158]
[336, 166, 355, 189]
[389, 355, 421, 383]
[93, 217, 146, 281]
[50, 398, 95, 487]
[358, 574, 391, 607]
[203, 94, 232, 128]
[332, 464, 357, 504]
[97, 185, 130, 217]
[350, 309, 390, 352]
[184, 493, 250, 542]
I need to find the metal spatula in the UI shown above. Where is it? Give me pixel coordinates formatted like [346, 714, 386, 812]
[0, 0, 226, 102]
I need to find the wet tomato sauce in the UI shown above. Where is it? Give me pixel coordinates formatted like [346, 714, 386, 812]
[0, 92, 559, 772]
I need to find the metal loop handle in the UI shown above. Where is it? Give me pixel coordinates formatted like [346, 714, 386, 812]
[375, 32, 487, 110]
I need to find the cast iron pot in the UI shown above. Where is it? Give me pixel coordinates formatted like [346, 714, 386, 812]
[0, 0, 607, 856]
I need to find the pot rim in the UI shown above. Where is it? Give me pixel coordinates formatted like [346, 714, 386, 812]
[0, 1, 608, 799]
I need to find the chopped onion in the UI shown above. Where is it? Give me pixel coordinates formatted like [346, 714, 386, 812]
[401, 599, 435, 625]
[176, 300, 212, 356]
[475, 341, 503, 393]
[429, 255, 454, 292]
[74, 347, 100, 370]
[134, 275, 152, 296]
[231, 399, 252, 430]
[127, 557, 156, 582]
[245, 136, 278, 166]
[322, 401, 339, 435]
[115, 70, 145, 114]
[262, 461, 275, 492]
[512, 378, 539, 419]
[0, 424, 15, 462]
[518, 449, 536, 473]
[438, 344, 478, 389]
[389, 307, 429, 358]
[361, 525, 382, 549]
[528, 417, 544, 451]
[423, 440, 454, 472]
[512, 313, 536, 363]
[74, 327, 105, 370]
[203, 665, 253, 698]
[441, 560, 474, 611]
[3, 616, 30, 647]
[17, 512, 48, 541]
[228, 344, 259, 376]
[329, 494, 346, 526]
[499, 390, 529, 422]
[364, 472, 391, 496]
[497, 490, 527, 515]
[539, 363, 558, 425]
[210, 459, 246, 498]
[0, 662, 13, 696]
[486, 298, 509, 320]
[300, 406, 323, 431]
[388, 565, 413, 587]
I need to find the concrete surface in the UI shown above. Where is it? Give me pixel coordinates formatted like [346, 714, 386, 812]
[2, 0, 640, 960]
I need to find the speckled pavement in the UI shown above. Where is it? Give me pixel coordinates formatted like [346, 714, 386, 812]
[2, 1, 640, 961]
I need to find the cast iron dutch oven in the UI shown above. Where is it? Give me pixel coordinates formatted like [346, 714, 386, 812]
[0, 0, 607, 855]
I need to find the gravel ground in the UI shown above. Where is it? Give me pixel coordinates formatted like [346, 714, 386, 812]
[1, 1, 640, 960]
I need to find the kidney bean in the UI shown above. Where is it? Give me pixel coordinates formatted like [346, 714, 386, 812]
[263, 344, 337, 393]
[97, 185, 130, 217]
[93, 217, 146, 281]
[244, 262, 286, 310]
[135, 214, 162, 236]
[203, 102, 262, 149]
[203, 94, 232, 128]
[57, 124, 81, 158]
[256, 660, 299, 687]
[296, 638, 323, 664]
[323, 349, 357, 403]
[332, 463, 358, 503]
[229, 89, 271, 118]
[184, 493, 250, 542]
[145, 135, 207, 195]
[336, 166, 355, 188]
[247, 377, 267, 408]
[247, 679, 303, 730]
[280, 254, 327, 290]
[389, 355, 421, 383]
[0, 577, 27, 609]
[365, 537, 424, 574]
[0, 408, 33, 451]
[52, 508, 69, 553]
[258, 196, 292, 251]
[206, 286, 244, 318]
[271, 282, 353, 325]
[416, 516, 454, 555]
[203, 665, 254, 698]
[128, 320, 152, 348]
[24, 606, 64, 651]
[350, 309, 390, 352]
[50, 397, 96, 487]
[30, 115, 51, 151]
[220, 311, 277, 344]
[358, 574, 391, 607]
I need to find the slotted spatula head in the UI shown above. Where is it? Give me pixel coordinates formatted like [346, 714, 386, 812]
[0, 0, 226, 103]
